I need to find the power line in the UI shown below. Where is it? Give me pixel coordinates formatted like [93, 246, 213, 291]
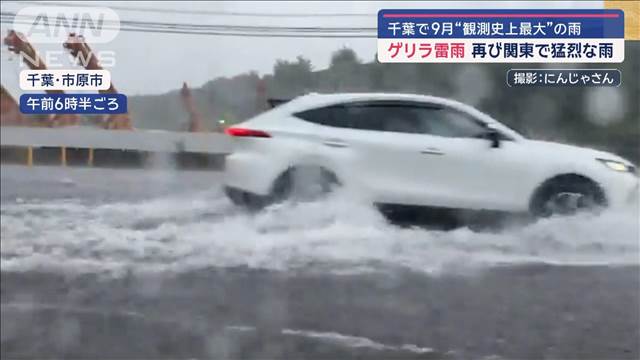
[0, 12, 377, 38]
[4, 22, 376, 37]
[3, 12, 376, 32]
[5, 1, 376, 18]
[0, 22, 376, 39]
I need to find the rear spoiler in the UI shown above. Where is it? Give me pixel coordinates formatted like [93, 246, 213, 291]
[267, 98, 292, 108]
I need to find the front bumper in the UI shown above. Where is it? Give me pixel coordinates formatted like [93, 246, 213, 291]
[605, 173, 639, 209]
[626, 181, 639, 206]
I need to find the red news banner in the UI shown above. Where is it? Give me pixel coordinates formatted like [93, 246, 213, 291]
[377, 9, 625, 63]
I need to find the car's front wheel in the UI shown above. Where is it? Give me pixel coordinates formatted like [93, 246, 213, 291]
[530, 175, 607, 217]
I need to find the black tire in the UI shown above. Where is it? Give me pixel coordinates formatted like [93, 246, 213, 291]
[270, 166, 339, 204]
[530, 175, 607, 217]
[224, 186, 268, 210]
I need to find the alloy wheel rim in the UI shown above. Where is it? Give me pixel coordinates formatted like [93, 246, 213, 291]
[544, 191, 594, 215]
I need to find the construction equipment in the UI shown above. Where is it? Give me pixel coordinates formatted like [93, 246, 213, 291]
[4, 30, 81, 127]
[180, 82, 206, 132]
[63, 33, 132, 130]
[0, 85, 26, 126]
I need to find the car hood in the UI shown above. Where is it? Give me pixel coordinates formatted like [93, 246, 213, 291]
[524, 139, 633, 165]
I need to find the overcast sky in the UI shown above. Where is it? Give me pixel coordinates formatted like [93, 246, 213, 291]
[1, 1, 603, 96]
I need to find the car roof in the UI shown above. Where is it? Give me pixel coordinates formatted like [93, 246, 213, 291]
[278, 92, 473, 113]
[276, 92, 497, 125]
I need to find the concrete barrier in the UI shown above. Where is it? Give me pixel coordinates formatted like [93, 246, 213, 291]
[0, 126, 231, 153]
[0, 126, 232, 170]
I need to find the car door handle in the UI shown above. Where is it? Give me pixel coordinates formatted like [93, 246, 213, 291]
[420, 147, 444, 155]
[323, 139, 349, 148]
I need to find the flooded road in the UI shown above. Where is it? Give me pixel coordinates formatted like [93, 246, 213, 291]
[1, 165, 638, 359]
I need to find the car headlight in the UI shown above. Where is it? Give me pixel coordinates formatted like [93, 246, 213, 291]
[597, 158, 636, 173]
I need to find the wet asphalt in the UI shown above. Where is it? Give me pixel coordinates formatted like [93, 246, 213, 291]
[1, 165, 639, 359]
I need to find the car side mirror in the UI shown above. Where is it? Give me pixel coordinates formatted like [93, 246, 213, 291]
[486, 128, 501, 148]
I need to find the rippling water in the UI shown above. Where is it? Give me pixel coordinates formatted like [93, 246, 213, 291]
[1, 185, 638, 276]
[1, 165, 638, 359]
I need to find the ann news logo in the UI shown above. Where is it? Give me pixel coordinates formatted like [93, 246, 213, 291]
[13, 6, 120, 43]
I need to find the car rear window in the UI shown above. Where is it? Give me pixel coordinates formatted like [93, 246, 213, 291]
[294, 106, 349, 128]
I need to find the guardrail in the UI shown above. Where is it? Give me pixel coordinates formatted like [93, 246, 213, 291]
[0, 126, 232, 170]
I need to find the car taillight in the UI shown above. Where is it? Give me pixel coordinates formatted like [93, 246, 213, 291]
[224, 127, 271, 138]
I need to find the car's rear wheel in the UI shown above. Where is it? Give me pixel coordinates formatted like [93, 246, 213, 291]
[530, 175, 606, 217]
[271, 166, 339, 204]
[224, 186, 268, 210]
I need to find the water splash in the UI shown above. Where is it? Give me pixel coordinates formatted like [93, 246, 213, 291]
[1, 190, 638, 276]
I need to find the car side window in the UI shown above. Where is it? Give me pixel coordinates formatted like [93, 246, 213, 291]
[296, 102, 496, 139]
[342, 105, 420, 133]
[410, 106, 488, 138]
[338, 103, 487, 138]
[295, 105, 424, 133]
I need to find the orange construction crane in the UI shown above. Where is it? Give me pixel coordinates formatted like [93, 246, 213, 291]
[180, 82, 206, 132]
[63, 33, 132, 130]
[4, 30, 80, 127]
[1, 85, 26, 126]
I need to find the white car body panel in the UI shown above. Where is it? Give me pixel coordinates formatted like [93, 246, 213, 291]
[223, 93, 638, 212]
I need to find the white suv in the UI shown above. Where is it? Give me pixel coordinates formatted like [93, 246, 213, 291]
[223, 93, 638, 217]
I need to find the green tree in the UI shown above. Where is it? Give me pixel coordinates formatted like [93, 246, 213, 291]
[329, 47, 363, 91]
[330, 47, 360, 68]
[273, 55, 314, 94]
